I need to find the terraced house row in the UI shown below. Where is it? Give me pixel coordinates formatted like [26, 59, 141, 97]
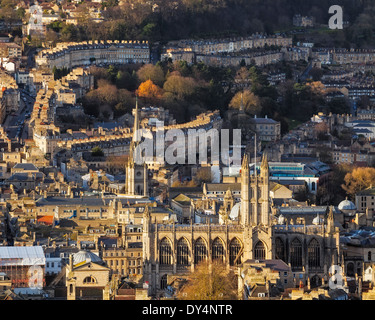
[35, 40, 150, 70]
[163, 34, 292, 54]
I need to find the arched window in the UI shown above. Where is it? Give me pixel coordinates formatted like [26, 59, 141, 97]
[290, 238, 302, 270]
[177, 238, 189, 266]
[160, 274, 168, 290]
[368, 251, 372, 261]
[83, 276, 96, 284]
[275, 238, 285, 262]
[194, 238, 207, 265]
[346, 262, 354, 277]
[159, 238, 172, 265]
[308, 238, 320, 270]
[310, 275, 322, 288]
[254, 241, 266, 260]
[212, 238, 224, 262]
[311, 182, 316, 191]
[229, 238, 242, 266]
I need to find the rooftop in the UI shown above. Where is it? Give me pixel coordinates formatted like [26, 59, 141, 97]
[0, 246, 45, 266]
[356, 188, 375, 196]
[250, 117, 278, 124]
[172, 194, 192, 206]
[243, 259, 291, 272]
[205, 183, 241, 192]
[278, 206, 340, 215]
[13, 163, 39, 171]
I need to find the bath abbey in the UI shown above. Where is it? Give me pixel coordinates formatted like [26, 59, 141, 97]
[141, 151, 341, 297]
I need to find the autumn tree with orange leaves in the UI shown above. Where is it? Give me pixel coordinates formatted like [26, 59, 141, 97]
[342, 167, 375, 198]
[136, 79, 163, 104]
[177, 260, 238, 300]
[229, 89, 261, 115]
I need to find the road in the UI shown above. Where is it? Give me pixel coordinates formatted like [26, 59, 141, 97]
[24, 46, 37, 70]
[299, 61, 313, 82]
[2, 43, 37, 142]
[3, 89, 34, 141]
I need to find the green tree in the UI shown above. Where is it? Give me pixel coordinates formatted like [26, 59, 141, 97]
[91, 146, 104, 157]
[115, 70, 138, 91]
[61, 23, 78, 41]
[136, 64, 165, 87]
[107, 65, 118, 83]
[16, 7, 25, 19]
[163, 73, 197, 100]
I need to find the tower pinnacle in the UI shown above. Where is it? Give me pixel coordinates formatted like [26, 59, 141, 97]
[133, 96, 140, 142]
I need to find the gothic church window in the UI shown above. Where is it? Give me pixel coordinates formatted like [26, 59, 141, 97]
[275, 238, 285, 262]
[159, 238, 172, 265]
[212, 238, 224, 262]
[177, 238, 189, 266]
[254, 241, 266, 260]
[194, 238, 207, 265]
[290, 238, 302, 270]
[307, 238, 320, 269]
[160, 274, 168, 289]
[229, 238, 242, 266]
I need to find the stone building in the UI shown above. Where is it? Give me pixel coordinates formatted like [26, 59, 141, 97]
[141, 153, 341, 297]
[249, 115, 281, 142]
[65, 250, 111, 300]
[0, 70, 19, 123]
[35, 40, 150, 70]
[356, 188, 375, 214]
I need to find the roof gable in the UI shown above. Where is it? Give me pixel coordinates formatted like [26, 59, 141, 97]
[73, 261, 109, 271]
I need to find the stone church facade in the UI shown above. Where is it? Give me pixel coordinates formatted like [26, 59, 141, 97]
[141, 153, 341, 296]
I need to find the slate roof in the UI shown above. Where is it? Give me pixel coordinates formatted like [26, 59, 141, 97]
[279, 206, 340, 215]
[13, 163, 38, 171]
[206, 183, 241, 192]
[340, 227, 375, 247]
[250, 118, 278, 124]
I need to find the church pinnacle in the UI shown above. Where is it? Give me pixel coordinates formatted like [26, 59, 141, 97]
[133, 96, 140, 142]
[241, 154, 249, 171]
[261, 152, 268, 169]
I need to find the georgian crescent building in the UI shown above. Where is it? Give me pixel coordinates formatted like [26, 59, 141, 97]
[141, 153, 341, 296]
[35, 40, 150, 70]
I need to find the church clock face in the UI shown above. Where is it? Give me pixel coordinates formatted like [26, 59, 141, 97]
[136, 171, 142, 177]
